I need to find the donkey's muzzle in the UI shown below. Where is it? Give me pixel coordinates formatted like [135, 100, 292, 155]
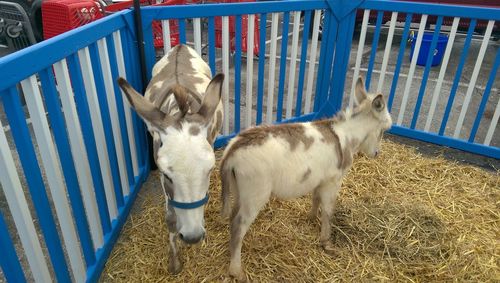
[179, 231, 205, 244]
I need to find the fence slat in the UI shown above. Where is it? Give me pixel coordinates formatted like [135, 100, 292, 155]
[0, 117, 50, 283]
[21, 76, 86, 282]
[2, 86, 70, 282]
[376, 12, 398, 93]
[245, 14, 255, 128]
[469, 47, 500, 142]
[179, 19, 186, 44]
[439, 19, 476, 135]
[304, 10, 322, 114]
[0, 212, 26, 283]
[453, 20, 495, 138]
[366, 11, 384, 90]
[410, 16, 444, 129]
[193, 18, 202, 55]
[388, 13, 412, 111]
[256, 12, 267, 125]
[484, 98, 500, 146]
[266, 12, 280, 124]
[295, 10, 311, 117]
[285, 11, 301, 119]
[162, 20, 172, 53]
[114, 31, 139, 178]
[97, 38, 131, 197]
[208, 17, 216, 75]
[425, 17, 460, 132]
[312, 9, 330, 113]
[234, 15, 242, 133]
[397, 14, 427, 125]
[222, 16, 230, 134]
[277, 12, 290, 121]
[350, 9, 370, 107]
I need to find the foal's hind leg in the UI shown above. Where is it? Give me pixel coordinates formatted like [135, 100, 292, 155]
[318, 179, 341, 255]
[229, 187, 270, 281]
[310, 187, 321, 221]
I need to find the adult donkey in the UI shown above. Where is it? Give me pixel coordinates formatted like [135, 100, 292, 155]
[117, 44, 224, 274]
[220, 77, 392, 281]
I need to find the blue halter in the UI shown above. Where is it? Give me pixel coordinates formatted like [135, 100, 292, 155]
[168, 193, 209, 210]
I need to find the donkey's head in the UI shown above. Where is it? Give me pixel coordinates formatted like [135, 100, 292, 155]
[351, 77, 392, 158]
[117, 74, 224, 244]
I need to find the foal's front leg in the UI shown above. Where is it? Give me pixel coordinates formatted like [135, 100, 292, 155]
[318, 180, 341, 255]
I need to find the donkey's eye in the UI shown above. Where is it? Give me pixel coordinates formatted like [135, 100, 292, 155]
[164, 173, 172, 183]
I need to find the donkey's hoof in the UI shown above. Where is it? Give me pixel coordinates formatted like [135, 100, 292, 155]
[229, 266, 247, 282]
[321, 242, 336, 256]
[168, 258, 183, 275]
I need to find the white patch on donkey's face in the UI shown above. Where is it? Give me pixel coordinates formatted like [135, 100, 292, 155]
[156, 123, 215, 240]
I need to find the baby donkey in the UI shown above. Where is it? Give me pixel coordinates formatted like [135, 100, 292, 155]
[219, 77, 393, 281]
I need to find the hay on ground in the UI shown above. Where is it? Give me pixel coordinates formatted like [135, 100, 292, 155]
[100, 140, 499, 282]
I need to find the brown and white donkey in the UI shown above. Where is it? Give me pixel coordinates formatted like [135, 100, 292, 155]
[220, 77, 392, 281]
[117, 44, 224, 274]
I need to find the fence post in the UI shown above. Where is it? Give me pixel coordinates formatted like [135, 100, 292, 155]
[315, 0, 364, 119]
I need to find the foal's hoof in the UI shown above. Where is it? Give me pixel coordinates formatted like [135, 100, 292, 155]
[168, 257, 183, 275]
[321, 241, 337, 256]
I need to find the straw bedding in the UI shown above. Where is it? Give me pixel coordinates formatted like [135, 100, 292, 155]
[100, 140, 499, 282]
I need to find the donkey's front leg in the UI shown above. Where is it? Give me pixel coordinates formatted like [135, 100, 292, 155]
[166, 206, 183, 274]
[318, 180, 341, 255]
[168, 232, 183, 274]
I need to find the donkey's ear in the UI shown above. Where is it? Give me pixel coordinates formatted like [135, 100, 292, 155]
[117, 77, 166, 130]
[372, 94, 385, 112]
[198, 73, 224, 123]
[355, 77, 368, 105]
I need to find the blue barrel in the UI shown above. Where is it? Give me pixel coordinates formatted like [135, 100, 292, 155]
[410, 32, 448, 66]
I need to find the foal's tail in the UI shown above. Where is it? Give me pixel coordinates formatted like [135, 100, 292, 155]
[220, 157, 235, 219]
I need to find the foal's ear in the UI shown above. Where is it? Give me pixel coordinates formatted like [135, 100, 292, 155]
[198, 73, 224, 123]
[372, 94, 385, 112]
[117, 77, 167, 130]
[355, 77, 368, 105]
